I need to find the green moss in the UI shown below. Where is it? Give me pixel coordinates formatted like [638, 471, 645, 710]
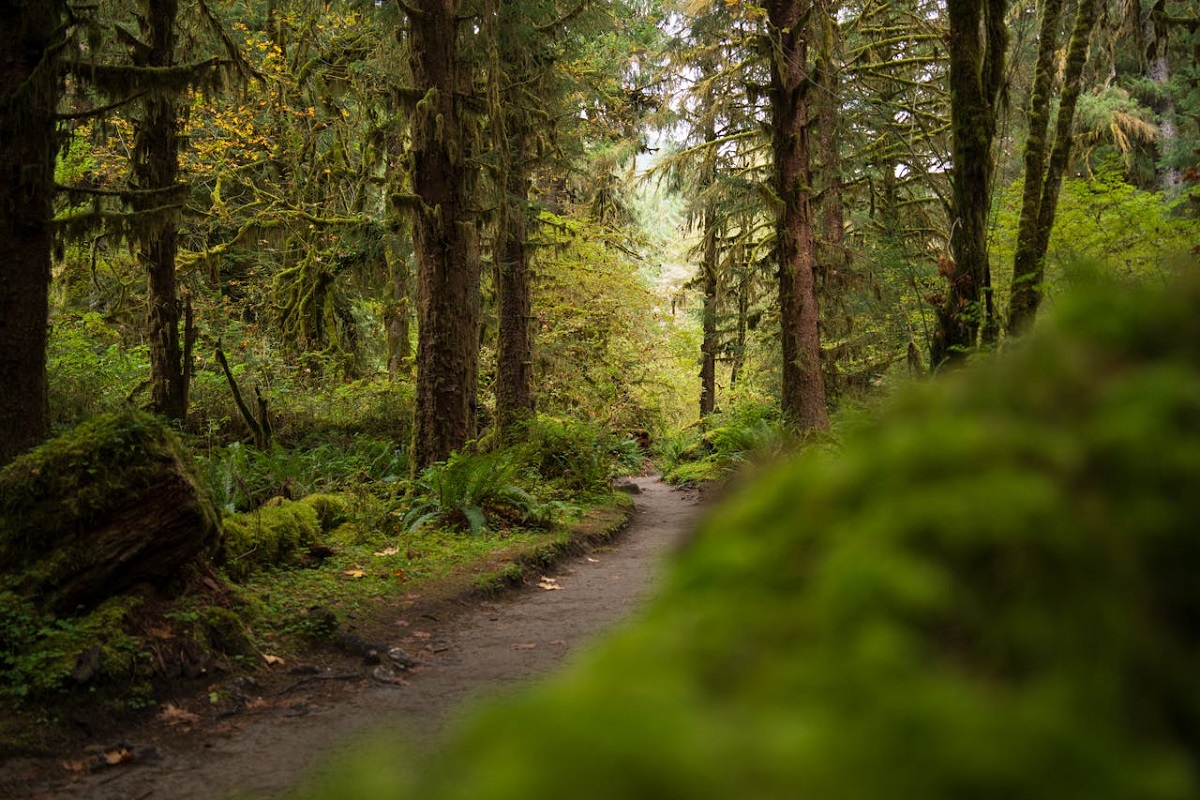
[295, 268, 1200, 799]
[197, 606, 255, 656]
[221, 500, 322, 581]
[0, 411, 217, 564]
[299, 493, 352, 532]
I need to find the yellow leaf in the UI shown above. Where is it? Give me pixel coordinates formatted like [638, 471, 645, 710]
[345, 569, 366, 579]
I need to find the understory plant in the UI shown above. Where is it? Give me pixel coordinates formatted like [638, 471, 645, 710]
[658, 401, 787, 484]
[404, 449, 539, 534]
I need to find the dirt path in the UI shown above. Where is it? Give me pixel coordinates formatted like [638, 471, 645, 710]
[54, 475, 702, 800]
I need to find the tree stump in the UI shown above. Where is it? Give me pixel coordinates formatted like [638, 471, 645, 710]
[0, 411, 220, 616]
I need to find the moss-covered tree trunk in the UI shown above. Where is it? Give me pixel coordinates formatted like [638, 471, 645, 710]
[698, 82, 720, 418]
[386, 233, 413, 378]
[407, 0, 481, 469]
[935, 0, 1008, 367]
[0, 1, 64, 468]
[1008, 0, 1099, 335]
[133, 0, 189, 420]
[768, 0, 829, 431]
[494, 125, 534, 438]
[699, 218, 719, 418]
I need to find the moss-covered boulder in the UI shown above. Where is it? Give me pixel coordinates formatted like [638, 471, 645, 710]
[220, 498, 322, 581]
[298, 268, 1200, 799]
[0, 411, 220, 615]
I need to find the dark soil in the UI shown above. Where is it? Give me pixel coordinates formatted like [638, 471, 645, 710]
[2, 475, 703, 800]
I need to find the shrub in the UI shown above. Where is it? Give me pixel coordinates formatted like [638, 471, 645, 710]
[404, 449, 538, 534]
[517, 415, 627, 492]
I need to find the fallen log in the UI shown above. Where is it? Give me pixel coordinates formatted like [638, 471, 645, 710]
[0, 411, 220, 615]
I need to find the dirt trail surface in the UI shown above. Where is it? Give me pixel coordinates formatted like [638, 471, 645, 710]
[26, 475, 703, 800]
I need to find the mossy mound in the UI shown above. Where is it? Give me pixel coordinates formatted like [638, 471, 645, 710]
[220, 499, 323, 581]
[298, 268, 1200, 799]
[0, 411, 220, 615]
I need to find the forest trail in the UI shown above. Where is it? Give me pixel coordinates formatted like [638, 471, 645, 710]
[51, 475, 704, 800]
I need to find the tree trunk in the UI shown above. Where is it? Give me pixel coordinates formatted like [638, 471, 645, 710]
[385, 231, 413, 378]
[699, 219, 719, 417]
[407, 0, 481, 469]
[1008, 0, 1065, 335]
[1008, 0, 1099, 334]
[0, 1, 63, 467]
[935, 0, 1008, 366]
[698, 77, 720, 419]
[494, 130, 534, 438]
[768, 0, 829, 431]
[133, 0, 188, 420]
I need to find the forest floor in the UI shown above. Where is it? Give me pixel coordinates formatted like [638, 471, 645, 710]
[3, 474, 705, 800]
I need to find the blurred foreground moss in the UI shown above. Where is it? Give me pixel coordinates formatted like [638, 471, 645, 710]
[294, 268, 1200, 799]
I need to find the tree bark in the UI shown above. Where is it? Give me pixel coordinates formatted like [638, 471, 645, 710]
[406, 0, 481, 469]
[1008, 0, 1065, 335]
[698, 71, 720, 419]
[699, 217, 719, 417]
[133, 0, 188, 420]
[768, 0, 829, 431]
[494, 145, 534, 436]
[386, 234, 413, 378]
[1008, 0, 1099, 334]
[935, 0, 1008, 366]
[0, 1, 64, 467]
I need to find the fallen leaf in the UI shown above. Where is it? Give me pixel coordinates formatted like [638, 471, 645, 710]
[374, 546, 400, 557]
[549, 639, 567, 646]
[586, 557, 599, 563]
[411, 630, 432, 640]
[344, 569, 367, 579]
[512, 642, 538, 650]
[158, 704, 201, 726]
[392, 569, 406, 581]
[103, 747, 133, 766]
[537, 576, 562, 591]
[263, 654, 286, 667]
[62, 759, 88, 773]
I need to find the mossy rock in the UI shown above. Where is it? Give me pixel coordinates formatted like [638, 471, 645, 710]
[0, 411, 220, 615]
[220, 499, 322, 581]
[298, 268, 1200, 799]
[299, 492, 352, 532]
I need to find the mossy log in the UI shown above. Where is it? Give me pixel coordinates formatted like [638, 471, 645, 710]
[0, 411, 220, 616]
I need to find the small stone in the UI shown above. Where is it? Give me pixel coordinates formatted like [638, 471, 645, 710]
[387, 647, 417, 669]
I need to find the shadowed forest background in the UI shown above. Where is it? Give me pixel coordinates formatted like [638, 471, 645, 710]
[1, 0, 1199, 794]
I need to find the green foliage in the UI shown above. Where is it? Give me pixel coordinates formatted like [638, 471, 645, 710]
[991, 160, 1200, 311]
[404, 450, 538, 534]
[46, 313, 149, 429]
[658, 401, 786, 484]
[199, 436, 406, 514]
[517, 415, 641, 493]
[531, 211, 696, 434]
[0, 592, 146, 702]
[296, 267, 1200, 799]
